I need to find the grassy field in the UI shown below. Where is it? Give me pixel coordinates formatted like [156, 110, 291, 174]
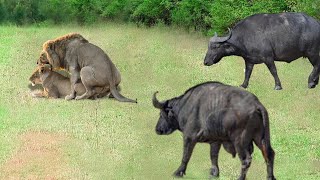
[0, 23, 319, 179]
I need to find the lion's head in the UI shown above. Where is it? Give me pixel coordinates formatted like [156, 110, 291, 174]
[29, 66, 41, 86]
[37, 33, 88, 68]
[36, 50, 50, 65]
[29, 64, 52, 86]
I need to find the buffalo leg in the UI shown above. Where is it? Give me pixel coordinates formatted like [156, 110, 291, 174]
[235, 144, 252, 180]
[308, 56, 320, 88]
[210, 142, 221, 177]
[253, 137, 276, 180]
[233, 130, 254, 180]
[241, 62, 254, 88]
[239, 151, 252, 180]
[174, 137, 196, 177]
[265, 61, 282, 90]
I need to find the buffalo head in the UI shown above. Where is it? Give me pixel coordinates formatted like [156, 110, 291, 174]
[204, 28, 233, 66]
[153, 92, 179, 135]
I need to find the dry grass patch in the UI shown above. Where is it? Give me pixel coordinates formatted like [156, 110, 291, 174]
[0, 131, 72, 179]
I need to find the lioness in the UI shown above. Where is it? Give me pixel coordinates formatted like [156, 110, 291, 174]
[29, 64, 109, 99]
[37, 33, 137, 103]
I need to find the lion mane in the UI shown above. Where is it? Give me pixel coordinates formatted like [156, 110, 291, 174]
[38, 33, 88, 67]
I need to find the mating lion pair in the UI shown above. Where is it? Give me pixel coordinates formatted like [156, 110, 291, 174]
[30, 33, 136, 103]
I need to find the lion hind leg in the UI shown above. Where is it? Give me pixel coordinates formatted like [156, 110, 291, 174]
[75, 66, 97, 100]
[75, 88, 95, 100]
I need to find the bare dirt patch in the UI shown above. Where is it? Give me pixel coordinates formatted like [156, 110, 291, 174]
[0, 131, 71, 179]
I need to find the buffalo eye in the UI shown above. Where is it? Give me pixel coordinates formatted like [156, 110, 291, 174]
[211, 43, 220, 49]
[223, 44, 231, 48]
[168, 110, 174, 119]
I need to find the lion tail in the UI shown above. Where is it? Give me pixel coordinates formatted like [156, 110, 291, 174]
[109, 63, 137, 103]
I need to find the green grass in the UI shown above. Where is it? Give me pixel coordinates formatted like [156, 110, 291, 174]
[0, 23, 319, 179]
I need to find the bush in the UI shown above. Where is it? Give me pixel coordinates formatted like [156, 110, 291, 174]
[286, 0, 320, 19]
[69, 0, 99, 24]
[172, 0, 211, 31]
[38, 0, 73, 24]
[131, 0, 173, 26]
[207, 0, 290, 35]
[0, 0, 318, 34]
[95, 0, 141, 21]
[1, 0, 43, 25]
[12, 2, 25, 25]
[0, 2, 6, 23]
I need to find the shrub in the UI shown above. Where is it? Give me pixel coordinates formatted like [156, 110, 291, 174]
[207, 0, 290, 35]
[95, 0, 141, 21]
[286, 0, 320, 19]
[172, 0, 211, 31]
[131, 0, 173, 26]
[38, 0, 73, 24]
[0, 0, 318, 34]
[0, 2, 6, 23]
[69, 0, 99, 24]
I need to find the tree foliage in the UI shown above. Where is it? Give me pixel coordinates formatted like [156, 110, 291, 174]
[0, 0, 319, 34]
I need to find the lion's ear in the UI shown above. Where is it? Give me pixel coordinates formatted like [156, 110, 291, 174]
[43, 64, 52, 71]
[39, 66, 45, 73]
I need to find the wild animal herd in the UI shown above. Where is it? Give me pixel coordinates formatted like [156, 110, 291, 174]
[29, 12, 320, 180]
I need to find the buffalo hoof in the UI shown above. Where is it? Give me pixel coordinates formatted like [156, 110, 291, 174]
[308, 82, 316, 89]
[173, 169, 185, 177]
[210, 167, 219, 177]
[267, 176, 276, 180]
[274, 86, 282, 90]
[240, 84, 248, 89]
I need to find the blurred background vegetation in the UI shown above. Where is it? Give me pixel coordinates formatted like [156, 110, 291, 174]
[0, 0, 319, 34]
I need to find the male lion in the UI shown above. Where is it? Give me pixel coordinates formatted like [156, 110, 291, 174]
[29, 64, 109, 99]
[37, 33, 137, 102]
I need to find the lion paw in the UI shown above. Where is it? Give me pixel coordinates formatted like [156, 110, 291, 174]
[65, 95, 75, 101]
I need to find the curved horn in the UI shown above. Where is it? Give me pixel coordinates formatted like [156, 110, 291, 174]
[214, 28, 232, 43]
[152, 91, 165, 109]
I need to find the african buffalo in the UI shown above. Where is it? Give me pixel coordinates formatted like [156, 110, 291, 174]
[204, 12, 320, 90]
[153, 81, 276, 180]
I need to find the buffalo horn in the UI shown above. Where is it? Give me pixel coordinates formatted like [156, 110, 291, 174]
[214, 28, 232, 43]
[152, 91, 165, 109]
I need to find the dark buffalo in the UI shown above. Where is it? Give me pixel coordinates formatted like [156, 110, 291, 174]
[204, 12, 320, 90]
[152, 82, 276, 180]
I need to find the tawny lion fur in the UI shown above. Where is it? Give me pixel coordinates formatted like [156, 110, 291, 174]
[38, 33, 88, 66]
[29, 64, 109, 99]
[36, 33, 136, 102]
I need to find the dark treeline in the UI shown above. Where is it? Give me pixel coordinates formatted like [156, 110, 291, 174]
[0, 0, 319, 34]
